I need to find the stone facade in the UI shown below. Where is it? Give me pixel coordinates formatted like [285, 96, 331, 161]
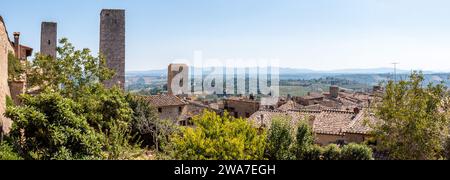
[0, 16, 14, 134]
[40, 22, 57, 58]
[100, 9, 125, 90]
[224, 97, 260, 118]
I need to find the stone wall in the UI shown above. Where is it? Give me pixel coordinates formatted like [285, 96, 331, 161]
[0, 16, 14, 134]
[158, 106, 185, 123]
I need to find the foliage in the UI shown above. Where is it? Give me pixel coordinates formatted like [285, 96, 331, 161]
[3, 38, 142, 160]
[374, 72, 449, 160]
[0, 142, 22, 160]
[302, 145, 324, 160]
[27, 38, 114, 98]
[340, 143, 374, 160]
[127, 94, 157, 146]
[101, 122, 145, 160]
[292, 120, 315, 160]
[6, 95, 14, 107]
[169, 110, 266, 160]
[265, 116, 294, 160]
[8, 52, 24, 81]
[5, 91, 104, 160]
[265, 116, 373, 160]
[77, 84, 133, 131]
[322, 144, 342, 160]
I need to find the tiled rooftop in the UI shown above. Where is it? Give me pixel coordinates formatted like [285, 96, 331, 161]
[249, 108, 378, 136]
[144, 94, 187, 108]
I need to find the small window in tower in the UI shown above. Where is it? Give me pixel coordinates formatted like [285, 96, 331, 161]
[48, 40, 51, 45]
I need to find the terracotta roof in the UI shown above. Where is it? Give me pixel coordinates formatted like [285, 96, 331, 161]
[277, 100, 303, 111]
[249, 109, 379, 136]
[301, 92, 325, 100]
[144, 94, 187, 108]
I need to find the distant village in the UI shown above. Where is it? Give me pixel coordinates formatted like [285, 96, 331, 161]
[0, 9, 382, 147]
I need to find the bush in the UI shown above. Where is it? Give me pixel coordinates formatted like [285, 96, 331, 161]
[8, 52, 24, 81]
[169, 110, 266, 160]
[302, 145, 323, 160]
[0, 142, 22, 160]
[340, 143, 373, 160]
[266, 116, 293, 160]
[292, 120, 315, 160]
[322, 144, 341, 160]
[5, 90, 104, 160]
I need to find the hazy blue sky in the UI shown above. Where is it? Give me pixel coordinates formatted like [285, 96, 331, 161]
[2, 0, 450, 71]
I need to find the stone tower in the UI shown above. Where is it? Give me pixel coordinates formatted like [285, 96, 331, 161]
[40, 22, 57, 58]
[100, 9, 125, 90]
[330, 85, 340, 99]
[168, 64, 189, 95]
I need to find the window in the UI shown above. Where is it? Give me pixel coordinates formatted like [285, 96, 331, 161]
[245, 112, 250, 118]
[158, 108, 162, 113]
[48, 40, 51, 45]
[178, 106, 183, 115]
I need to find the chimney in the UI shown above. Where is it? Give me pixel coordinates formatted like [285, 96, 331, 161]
[13, 32, 20, 59]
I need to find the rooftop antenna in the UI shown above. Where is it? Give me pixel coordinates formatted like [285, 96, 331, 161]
[392, 62, 399, 83]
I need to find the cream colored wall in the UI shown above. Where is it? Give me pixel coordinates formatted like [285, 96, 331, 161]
[158, 105, 185, 123]
[315, 133, 369, 146]
[315, 134, 345, 146]
[0, 19, 13, 134]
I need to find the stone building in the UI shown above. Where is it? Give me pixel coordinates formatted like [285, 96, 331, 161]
[224, 96, 260, 118]
[10, 32, 33, 105]
[144, 94, 188, 123]
[0, 16, 34, 136]
[100, 9, 125, 90]
[295, 92, 325, 106]
[249, 108, 379, 145]
[40, 22, 57, 58]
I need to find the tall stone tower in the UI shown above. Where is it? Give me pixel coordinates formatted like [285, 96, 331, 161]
[100, 9, 125, 90]
[40, 22, 57, 58]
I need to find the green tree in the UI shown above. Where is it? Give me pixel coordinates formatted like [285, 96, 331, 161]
[302, 145, 324, 160]
[374, 72, 449, 160]
[265, 116, 293, 160]
[322, 144, 341, 160]
[6, 91, 104, 160]
[292, 120, 315, 160]
[169, 110, 266, 160]
[126, 94, 177, 151]
[4, 38, 142, 160]
[0, 142, 22, 160]
[27, 38, 114, 98]
[8, 52, 24, 81]
[340, 143, 373, 160]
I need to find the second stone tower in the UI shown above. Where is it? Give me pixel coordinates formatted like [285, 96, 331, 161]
[100, 9, 125, 89]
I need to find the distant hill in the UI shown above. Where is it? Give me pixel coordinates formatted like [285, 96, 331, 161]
[127, 67, 440, 76]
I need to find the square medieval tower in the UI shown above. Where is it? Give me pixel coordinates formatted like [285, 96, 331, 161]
[100, 9, 125, 89]
[40, 22, 57, 58]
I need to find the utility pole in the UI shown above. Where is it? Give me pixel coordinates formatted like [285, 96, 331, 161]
[392, 62, 399, 83]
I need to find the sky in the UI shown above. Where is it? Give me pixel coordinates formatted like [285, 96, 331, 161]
[1, 0, 450, 72]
